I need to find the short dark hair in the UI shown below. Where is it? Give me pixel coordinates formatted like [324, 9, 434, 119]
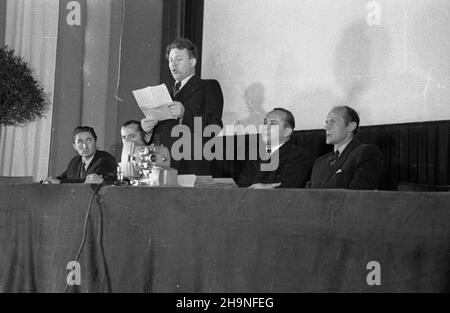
[273, 107, 296, 130]
[333, 106, 360, 134]
[166, 38, 198, 60]
[122, 120, 146, 141]
[72, 126, 97, 143]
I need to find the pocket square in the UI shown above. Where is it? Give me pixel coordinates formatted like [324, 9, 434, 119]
[336, 169, 343, 174]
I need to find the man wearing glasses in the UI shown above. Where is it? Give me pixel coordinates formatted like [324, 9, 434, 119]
[43, 126, 117, 184]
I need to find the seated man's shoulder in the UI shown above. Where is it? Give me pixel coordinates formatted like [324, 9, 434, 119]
[314, 151, 331, 164]
[353, 142, 382, 156]
[289, 143, 310, 159]
[67, 154, 81, 165]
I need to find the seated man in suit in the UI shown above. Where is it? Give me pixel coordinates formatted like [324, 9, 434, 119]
[43, 126, 117, 184]
[236, 108, 311, 189]
[310, 106, 383, 189]
[141, 38, 223, 175]
[120, 120, 170, 178]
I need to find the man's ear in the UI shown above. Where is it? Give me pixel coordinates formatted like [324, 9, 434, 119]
[347, 121, 357, 133]
[73, 143, 77, 151]
[190, 57, 197, 68]
[284, 127, 293, 138]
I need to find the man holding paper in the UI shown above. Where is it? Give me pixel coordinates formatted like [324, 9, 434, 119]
[141, 38, 224, 175]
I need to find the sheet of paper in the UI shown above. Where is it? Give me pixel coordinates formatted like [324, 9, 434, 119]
[213, 178, 237, 185]
[177, 175, 196, 187]
[132, 84, 175, 121]
[140, 104, 174, 121]
[195, 176, 214, 185]
[212, 178, 238, 188]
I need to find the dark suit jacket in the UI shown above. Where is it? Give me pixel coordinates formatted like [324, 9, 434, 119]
[236, 138, 311, 188]
[151, 74, 224, 175]
[57, 150, 117, 184]
[310, 139, 383, 189]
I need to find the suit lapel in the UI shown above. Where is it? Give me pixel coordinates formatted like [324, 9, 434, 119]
[85, 151, 99, 174]
[172, 74, 201, 102]
[73, 156, 83, 179]
[275, 139, 291, 164]
[260, 139, 291, 163]
[319, 139, 360, 187]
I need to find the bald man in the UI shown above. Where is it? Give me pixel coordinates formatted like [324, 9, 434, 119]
[236, 108, 311, 189]
[310, 106, 383, 189]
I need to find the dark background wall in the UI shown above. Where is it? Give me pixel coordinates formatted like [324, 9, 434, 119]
[49, 0, 87, 177]
[114, 0, 163, 159]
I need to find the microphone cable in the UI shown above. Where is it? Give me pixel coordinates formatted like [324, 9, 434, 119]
[94, 186, 112, 292]
[65, 182, 109, 292]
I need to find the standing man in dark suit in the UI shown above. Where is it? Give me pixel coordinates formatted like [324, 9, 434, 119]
[236, 108, 311, 189]
[310, 106, 383, 189]
[141, 38, 224, 175]
[43, 126, 117, 184]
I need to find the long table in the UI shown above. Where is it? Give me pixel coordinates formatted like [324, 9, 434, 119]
[0, 184, 449, 292]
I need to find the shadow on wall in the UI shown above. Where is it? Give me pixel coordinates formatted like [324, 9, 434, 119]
[290, 19, 391, 129]
[223, 82, 268, 128]
[335, 20, 391, 105]
[237, 82, 268, 126]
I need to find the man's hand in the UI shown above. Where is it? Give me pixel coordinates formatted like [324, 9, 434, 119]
[42, 177, 61, 184]
[141, 116, 158, 133]
[249, 183, 281, 189]
[84, 174, 104, 184]
[168, 101, 185, 119]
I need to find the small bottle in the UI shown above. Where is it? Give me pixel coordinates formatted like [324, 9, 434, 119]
[115, 163, 125, 185]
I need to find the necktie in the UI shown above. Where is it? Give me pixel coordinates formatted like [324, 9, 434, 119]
[80, 161, 87, 178]
[173, 81, 181, 96]
[329, 150, 340, 166]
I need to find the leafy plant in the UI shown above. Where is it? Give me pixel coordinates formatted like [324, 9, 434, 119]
[0, 45, 48, 126]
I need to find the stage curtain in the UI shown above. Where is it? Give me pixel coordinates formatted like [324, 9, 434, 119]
[357, 120, 450, 190]
[0, 0, 58, 181]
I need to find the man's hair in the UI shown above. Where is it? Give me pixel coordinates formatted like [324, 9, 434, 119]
[122, 120, 146, 142]
[272, 107, 296, 130]
[72, 126, 97, 143]
[333, 105, 360, 134]
[166, 38, 198, 60]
